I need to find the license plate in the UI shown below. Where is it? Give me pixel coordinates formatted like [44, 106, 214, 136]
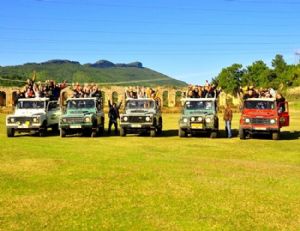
[131, 124, 142, 128]
[70, 125, 81, 129]
[191, 123, 202, 129]
[254, 127, 266, 130]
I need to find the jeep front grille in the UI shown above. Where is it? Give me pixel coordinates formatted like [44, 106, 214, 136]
[12, 117, 33, 123]
[250, 118, 270, 125]
[128, 116, 146, 123]
[66, 117, 84, 123]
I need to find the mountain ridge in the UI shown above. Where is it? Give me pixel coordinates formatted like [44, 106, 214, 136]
[0, 59, 187, 87]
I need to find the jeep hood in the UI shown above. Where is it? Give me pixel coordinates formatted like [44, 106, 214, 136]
[11, 109, 46, 117]
[124, 109, 155, 115]
[64, 110, 95, 117]
[243, 109, 276, 117]
[183, 110, 214, 116]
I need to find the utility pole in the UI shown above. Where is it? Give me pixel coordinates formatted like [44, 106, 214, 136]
[295, 51, 300, 64]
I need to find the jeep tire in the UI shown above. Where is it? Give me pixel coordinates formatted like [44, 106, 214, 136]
[7, 128, 15, 137]
[239, 128, 245, 140]
[150, 129, 156, 137]
[178, 128, 186, 138]
[120, 127, 126, 137]
[91, 130, 97, 138]
[210, 131, 217, 138]
[39, 121, 47, 137]
[272, 131, 280, 140]
[60, 128, 66, 138]
[157, 118, 163, 135]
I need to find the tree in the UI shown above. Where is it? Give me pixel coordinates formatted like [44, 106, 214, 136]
[271, 54, 290, 88]
[242, 60, 273, 88]
[272, 54, 287, 74]
[214, 64, 244, 96]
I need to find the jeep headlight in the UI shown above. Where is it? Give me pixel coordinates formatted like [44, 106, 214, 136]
[183, 118, 188, 123]
[197, 117, 203, 122]
[123, 116, 128, 122]
[33, 117, 39, 123]
[245, 118, 250, 123]
[10, 118, 15, 123]
[145, 116, 151, 122]
[191, 117, 195, 122]
[84, 117, 91, 123]
[270, 119, 276, 124]
[205, 118, 211, 123]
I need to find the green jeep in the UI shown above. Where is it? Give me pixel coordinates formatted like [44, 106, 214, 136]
[178, 98, 219, 138]
[119, 98, 162, 137]
[59, 97, 104, 137]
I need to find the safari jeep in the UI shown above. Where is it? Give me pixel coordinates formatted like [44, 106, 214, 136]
[119, 98, 162, 137]
[59, 97, 104, 137]
[179, 98, 219, 138]
[6, 98, 60, 137]
[239, 98, 289, 140]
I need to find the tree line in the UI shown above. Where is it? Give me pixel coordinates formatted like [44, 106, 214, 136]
[212, 54, 300, 96]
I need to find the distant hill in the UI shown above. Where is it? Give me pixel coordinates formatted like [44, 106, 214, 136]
[0, 59, 187, 87]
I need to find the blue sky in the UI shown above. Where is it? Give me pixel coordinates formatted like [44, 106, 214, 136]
[1, 0, 300, 84]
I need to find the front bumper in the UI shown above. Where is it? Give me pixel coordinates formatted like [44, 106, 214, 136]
[240, 124, 279, 133]
[180, 122, 216, 132]
[120, 123, 154, 132]
[60, 122, 93, 130]
[6, 124, 42, 133]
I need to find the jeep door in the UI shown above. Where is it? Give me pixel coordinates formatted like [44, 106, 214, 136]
[47, 101, 61, 125]
[278, 102, 289, 127]
[96, 100, 104, 125]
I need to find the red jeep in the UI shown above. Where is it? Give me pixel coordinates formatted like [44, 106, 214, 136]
[239, 98, 289, 140]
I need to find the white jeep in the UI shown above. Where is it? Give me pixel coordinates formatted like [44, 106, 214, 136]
[6, 98, 61, 137]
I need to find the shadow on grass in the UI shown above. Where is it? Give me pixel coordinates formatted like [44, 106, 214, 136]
[279, 131, 300, 140]
[161, 129, 240, 138]
[243, 131, 300, 140]
[12, 129, 59, 138]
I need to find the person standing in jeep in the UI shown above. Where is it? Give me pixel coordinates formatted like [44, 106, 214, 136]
[108, 99, 122, 135]
[223, 104, 233, 138]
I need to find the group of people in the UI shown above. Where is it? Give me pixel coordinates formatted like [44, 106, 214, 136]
[241, 86, 286, 110]
[71, 82, 102, 99]
[241, 86, 277, 100]
[185, 82, 221, 99]
[14, 78, 67, 106]
[124, 86, 159, 100]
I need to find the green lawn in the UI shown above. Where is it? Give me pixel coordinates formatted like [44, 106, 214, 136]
[0, 111, 299, 231]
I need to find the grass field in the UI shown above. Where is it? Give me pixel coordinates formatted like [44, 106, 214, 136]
[0, 110, 299, 231]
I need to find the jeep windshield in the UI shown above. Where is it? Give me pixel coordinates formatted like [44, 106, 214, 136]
[67, 99, 95, 110]
[125, 100, 155, 110]
[184, 100, 214, 111]
[244, 100, 275, 110]
[17, 101, 46, 109]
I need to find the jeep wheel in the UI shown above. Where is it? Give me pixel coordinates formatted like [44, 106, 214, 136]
[120, 127, 126, 137]
[272, 131, 280, 140]
[150, 129, 156, 137]
[210, 131, 217, 138]
[60, 128, 66, 138]
[39, 129, 46, 137]
[157, 118, 163, 135]
[98, 126, 104, 136]
[39, 121, 47, 137]
[91, 130, 97, 138]
[52, 124, 59, 133]
[7, 128, 15, 137]
[239, 128, 246, 140]
[178, 128, 186, 138]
